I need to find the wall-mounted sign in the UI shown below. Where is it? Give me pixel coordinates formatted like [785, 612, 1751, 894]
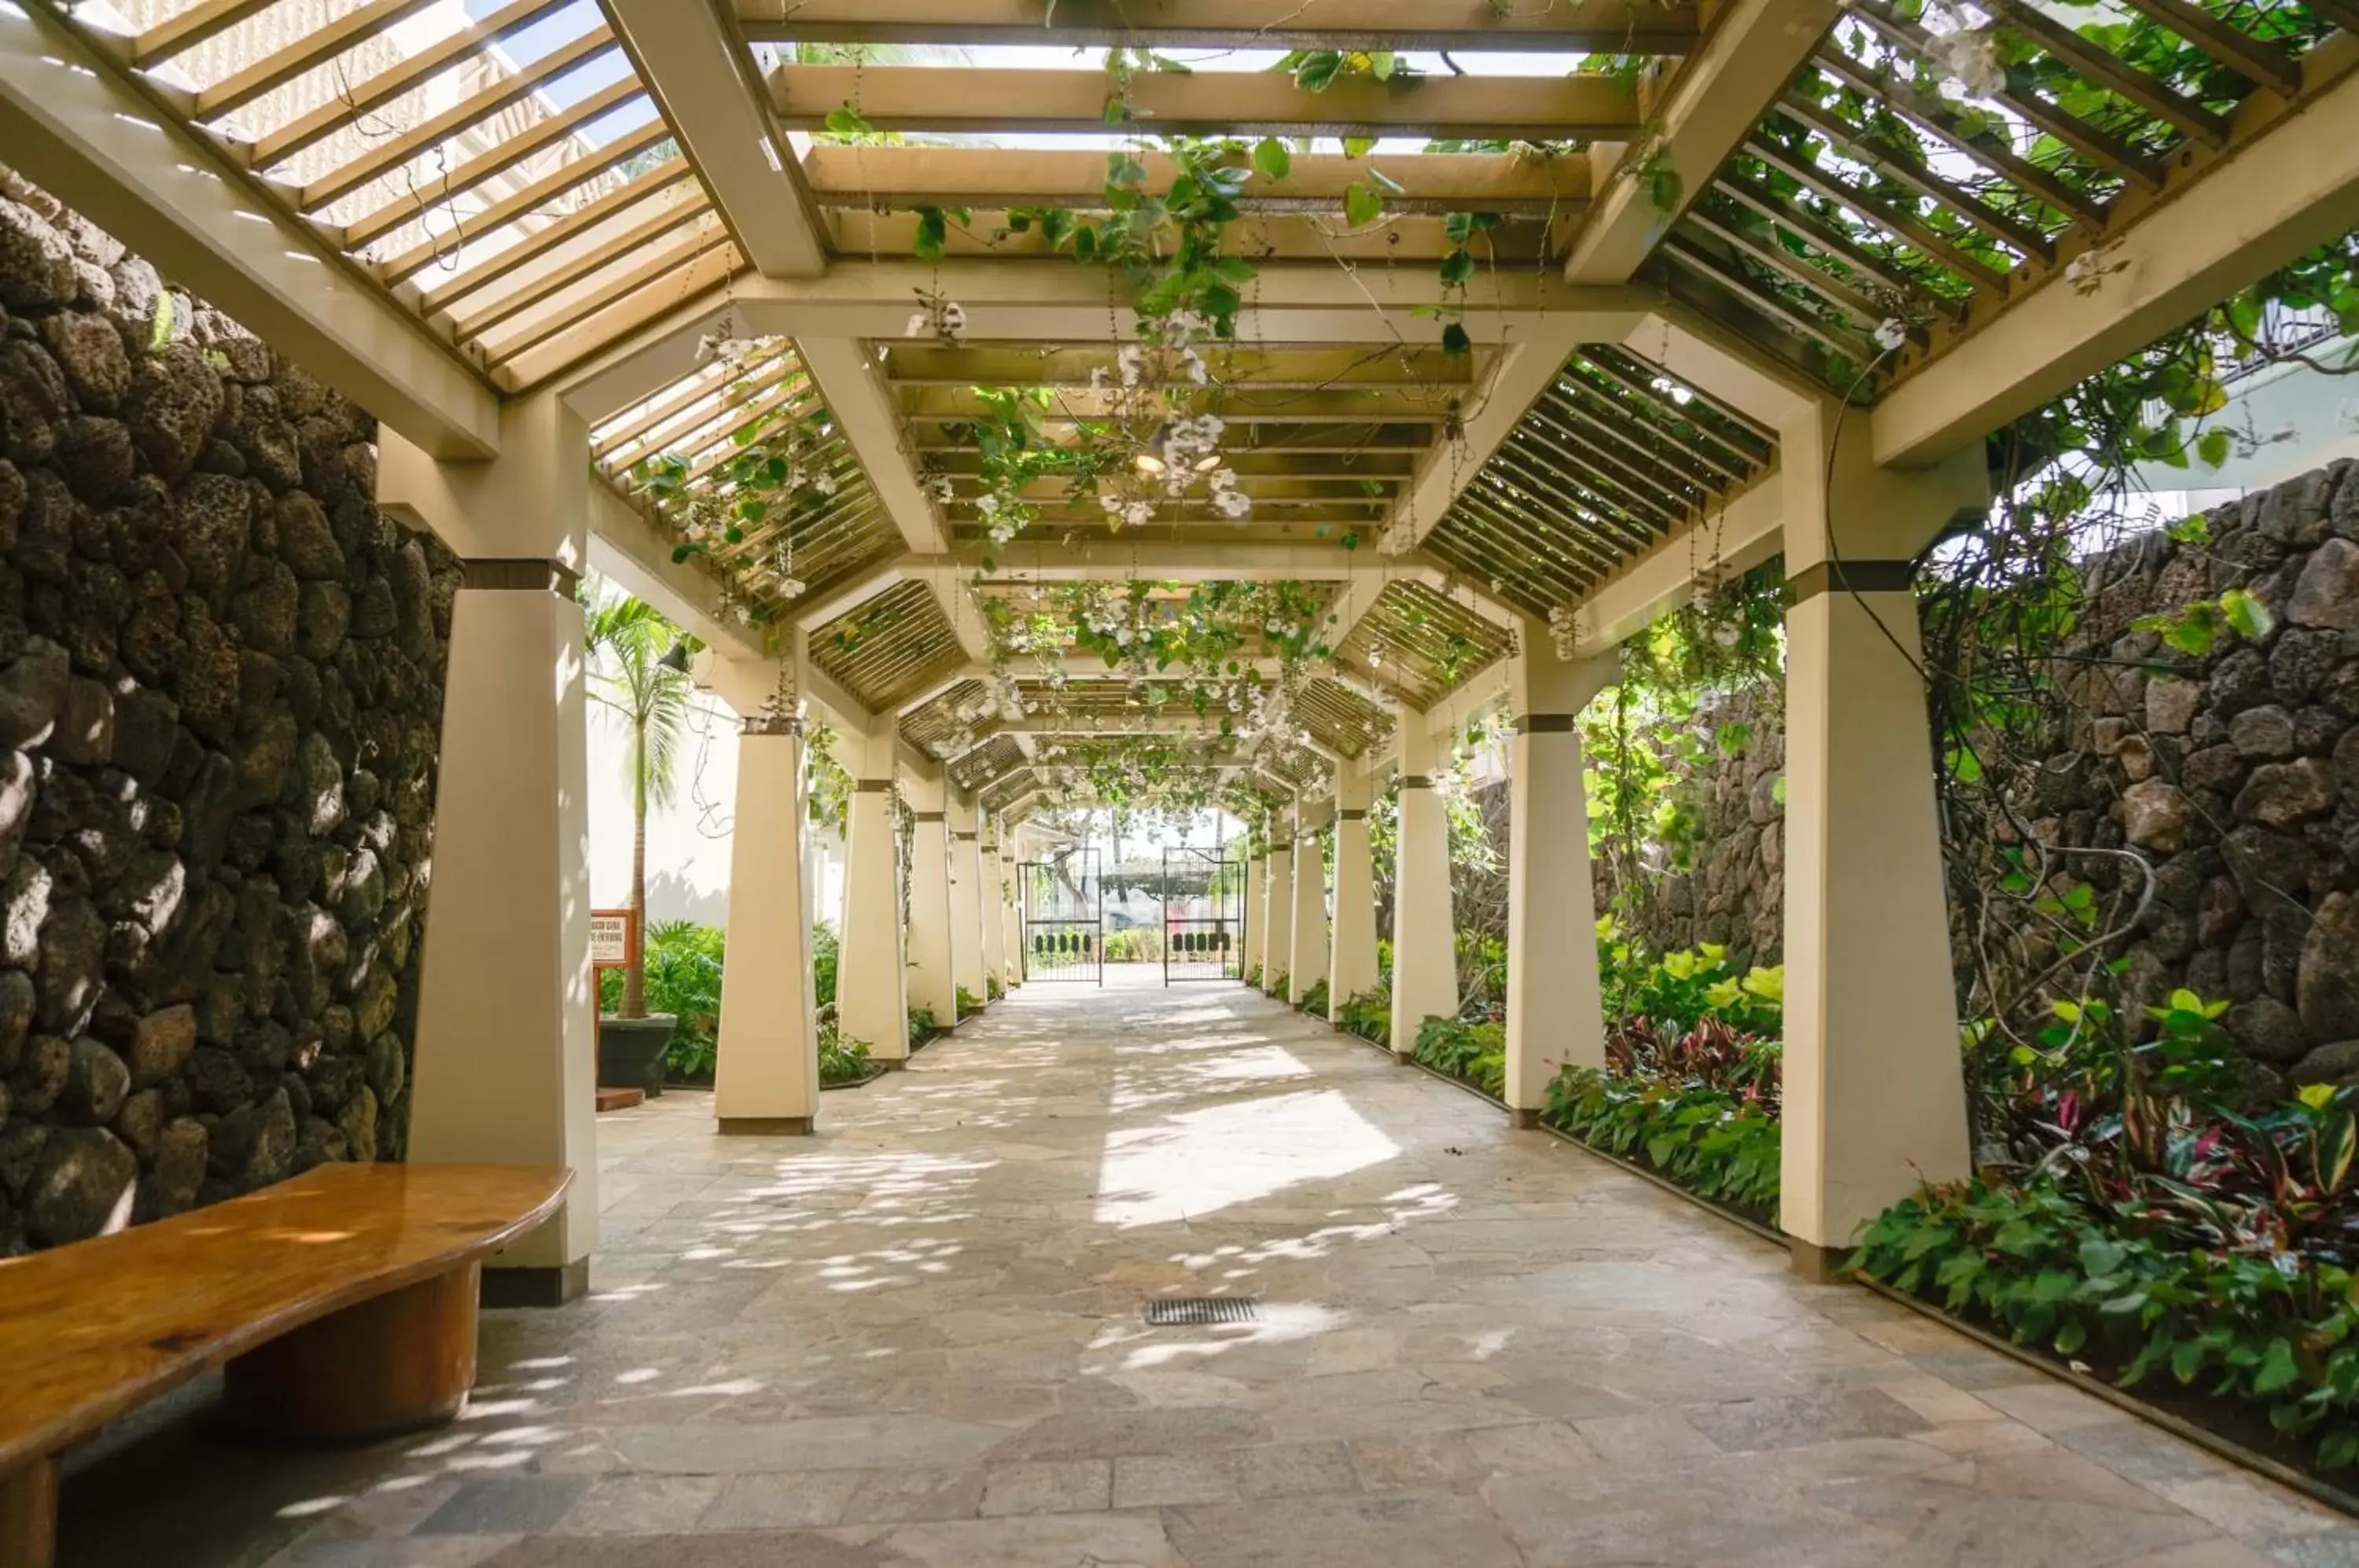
[590, 908, 638, 970]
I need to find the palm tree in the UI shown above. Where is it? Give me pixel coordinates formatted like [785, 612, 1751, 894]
[584, 585, 694, 1020]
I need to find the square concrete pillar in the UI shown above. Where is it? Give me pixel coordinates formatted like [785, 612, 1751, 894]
[1389, 712, 1457, 1059]
[837, 713, 908, 1062]
[979, 827, 1006, 991]
[1242, 852, 1267, 981]
[1503, 641, 1617, 1123]
[1289, 801, 1330, 1007]
[1328, 771, 1379, 1022]
[713, 712, 819, 1135]
[948, 793, 988, 1005]
[1262, 835, 1294, 989]
[392, 396, 598, 1305]
[1779, 425, 1986, 1269]
[903, 766, 958, 1029]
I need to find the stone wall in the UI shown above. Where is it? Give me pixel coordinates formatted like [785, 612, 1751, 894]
[1599, 464, 2359, 1093]
[1595, 690, 1785, 970]
[0, 170, 461, 1253]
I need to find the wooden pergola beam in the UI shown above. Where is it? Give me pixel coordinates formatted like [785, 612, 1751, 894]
[899, 387, 1463, 424]
[602, 0, 826, 278]
[880, 344, 1481, 391]
[1875, 38, 2359, 467]
[1562, 0, 1840, 285]
[771, 64, 1640, 141]
[0, 0, 499, 458]
[800, 147, 1590, 217]
[734, 0, 1701, 52]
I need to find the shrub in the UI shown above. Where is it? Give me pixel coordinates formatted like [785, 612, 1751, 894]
[955, 985, 982, 1020]
[1414, 1015, 1504, 1099]
[907, 1005, 939, 1048]
[599, 920, 724, 1078]
[1104, 928, 1165, 963]
[819, 1026, 873, 1086]
[1337, 988, 1391, 1048]
[1298, 979, 1330, 1018]
[987, 974, 1006, 1002]
[1544, 1067, 1780, 1219]
[1264, 970, 1290, 1000]
[812, 920, 841, 1009]
[1244, 963, 1264, 990]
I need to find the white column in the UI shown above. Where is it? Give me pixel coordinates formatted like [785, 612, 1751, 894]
[948, 792, 988, 1007]
[1001, 832, 1025, 987]
[1389, 712, 1458, 1059]
[1242, 852, 1267, 982]
[837, 712, 907, 1063]
[1328, 771, 1378, 1023]
[979, 820, 1006, 994]
[712, 697, 819, 1134]
[392, 396, 598, 1305]
[1503, 640, 1616, 1125]
[1780, 421, 1985, 1275]
[903, 766, 958, 1029]
[1289, 801, 1330, 1007]
[1262, 831, 1294, 992]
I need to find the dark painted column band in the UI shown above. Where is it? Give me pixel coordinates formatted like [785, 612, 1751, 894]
[1399, 774, 1433, 790]
[855, 779, 893, 793]
[464, 558, 580, 596]
[1787, 558, 1916, 602]
[913, 812, 947, 823]
[1337, 809, 1368, 821]
[1515, 713, 1578, 733]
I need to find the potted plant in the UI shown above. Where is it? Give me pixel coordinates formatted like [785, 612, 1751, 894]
[586, 585, 694, 1096]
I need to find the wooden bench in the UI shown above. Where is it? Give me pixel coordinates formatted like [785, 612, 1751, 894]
[0, 1163, 571, 1568]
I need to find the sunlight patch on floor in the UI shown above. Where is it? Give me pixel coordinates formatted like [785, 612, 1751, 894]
[1093, 1088, 1399, 1228]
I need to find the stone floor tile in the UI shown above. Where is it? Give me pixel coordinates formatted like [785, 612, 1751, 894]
[1230, 1441, 1362, 1500]
[1682, 1389, 1932, 1453]
[1571, 1408, 1723, 1463]
[1111, 1452, 1238, 1508]
[2115, 1541, 2287, 1567]
[696, 1471, 863, 1529]
[833, 1466, 988, 1526]
[412, 1479, 591, 1537]
[1978, 1379, 2139, 1434]
[1166, 1489, 1526, 1567]
[2161, 1474, 2347, 1538]
[978, 1458, 1113, 1516]
[551, 1476, 723, 1534]
[2268, 1529, 2359, 1566]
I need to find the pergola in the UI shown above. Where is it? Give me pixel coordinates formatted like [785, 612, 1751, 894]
[8, 0, 2354, 1293]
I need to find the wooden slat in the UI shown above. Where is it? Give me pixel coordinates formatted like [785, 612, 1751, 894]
[1844, 0, 2166, 191]
[1808, 46, 2111, 227]
[495, 245, 745, 391]
[597, 353, 800, 466]
[800, 146, 1589, 216]
[1680, 207, 1886, 328]
[1776, 96, 2056, 264]
[129, 0, 274, 64]
[900, 387, 1459, 423]
[736, 0, 1698, 50]
[771, 63, 1639, 140]
[1662, 237, 1877, 364]
[925, 448, 1415, 479]
[419, 166, 701, 314]
[447, 200, 719, 338]
[197, 0, 443, 120]
[1984, 0, 2232, 147]
[341, 81, 648, 249]
[237, 0, 581, 161]
[296, 28, 618, 208]
[912, 426, 1433, 453]
[1707, 175, 1943, 313]
[827, 208, 1570, 263]
[1743, 136, 2013, 293]
[880, 344, 1480, 389]
[2118, 0, 2302, 95]
[371, 119, 673, 284]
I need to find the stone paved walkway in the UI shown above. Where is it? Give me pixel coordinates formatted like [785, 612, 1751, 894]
[61, 970, 2359, 1566]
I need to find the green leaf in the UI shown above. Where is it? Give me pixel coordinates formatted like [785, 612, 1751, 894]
[1293, 50, 1344, 91]
[1345, 180, 1382, 227]
[1438, 248, 1477, 286]
[2221, 587, 2274, 642]
[1441, 322, 1472, 355]
[2254, 1338, 2301, 1395]
[1253, 137, 1292, 181]
[2195, 427, 2233, 469]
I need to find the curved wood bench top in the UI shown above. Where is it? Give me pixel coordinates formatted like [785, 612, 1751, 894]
[0, 1163, 570, 1472]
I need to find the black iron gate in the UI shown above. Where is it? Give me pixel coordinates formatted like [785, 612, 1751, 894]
[1161, 846, 1243, 983]
[1021, 848, 1102, 984]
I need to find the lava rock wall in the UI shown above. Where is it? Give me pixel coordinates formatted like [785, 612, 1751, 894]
[1598, 462, 2359, 1095]
[0, 168, 459, 1252]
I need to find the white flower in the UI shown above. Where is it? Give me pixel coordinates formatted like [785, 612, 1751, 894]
[778, 576, 806, 599]
[1874, 318, 1908, 353]
[1924, 24, 2003, 100]
[814, 470, 839, 497]
[941, 301, 966, 330]
[906, 313, 929, 337]
[1123, 499, 1155, 527]
[977, 492, 1001, 516]
[1117, 345, 1145, 388]
[1181, 348, 1209, 386]
[1089, 366, 1110, 392]
[1213, 488, 1251, 518]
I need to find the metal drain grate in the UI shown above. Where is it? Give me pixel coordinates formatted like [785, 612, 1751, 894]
[1146, 1297, 1260, 1327]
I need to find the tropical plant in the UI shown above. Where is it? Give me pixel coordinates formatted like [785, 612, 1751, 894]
[907, 1006, 939, 1048]
[1545, 1067, 1781, 1220]
[811, 920, 841, 1010]
[955, 985, 983, 1020]
[819, 1026, 874, 1087]
[1414, 1016, 1506, 1099]
[1337, 987, 1391, 1048]
[1297, 979, 1329, 1018]
[583, 584, 696, 1021]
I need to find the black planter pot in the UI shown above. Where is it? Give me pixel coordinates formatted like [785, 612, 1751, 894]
[598, 1013, 675, 1097]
